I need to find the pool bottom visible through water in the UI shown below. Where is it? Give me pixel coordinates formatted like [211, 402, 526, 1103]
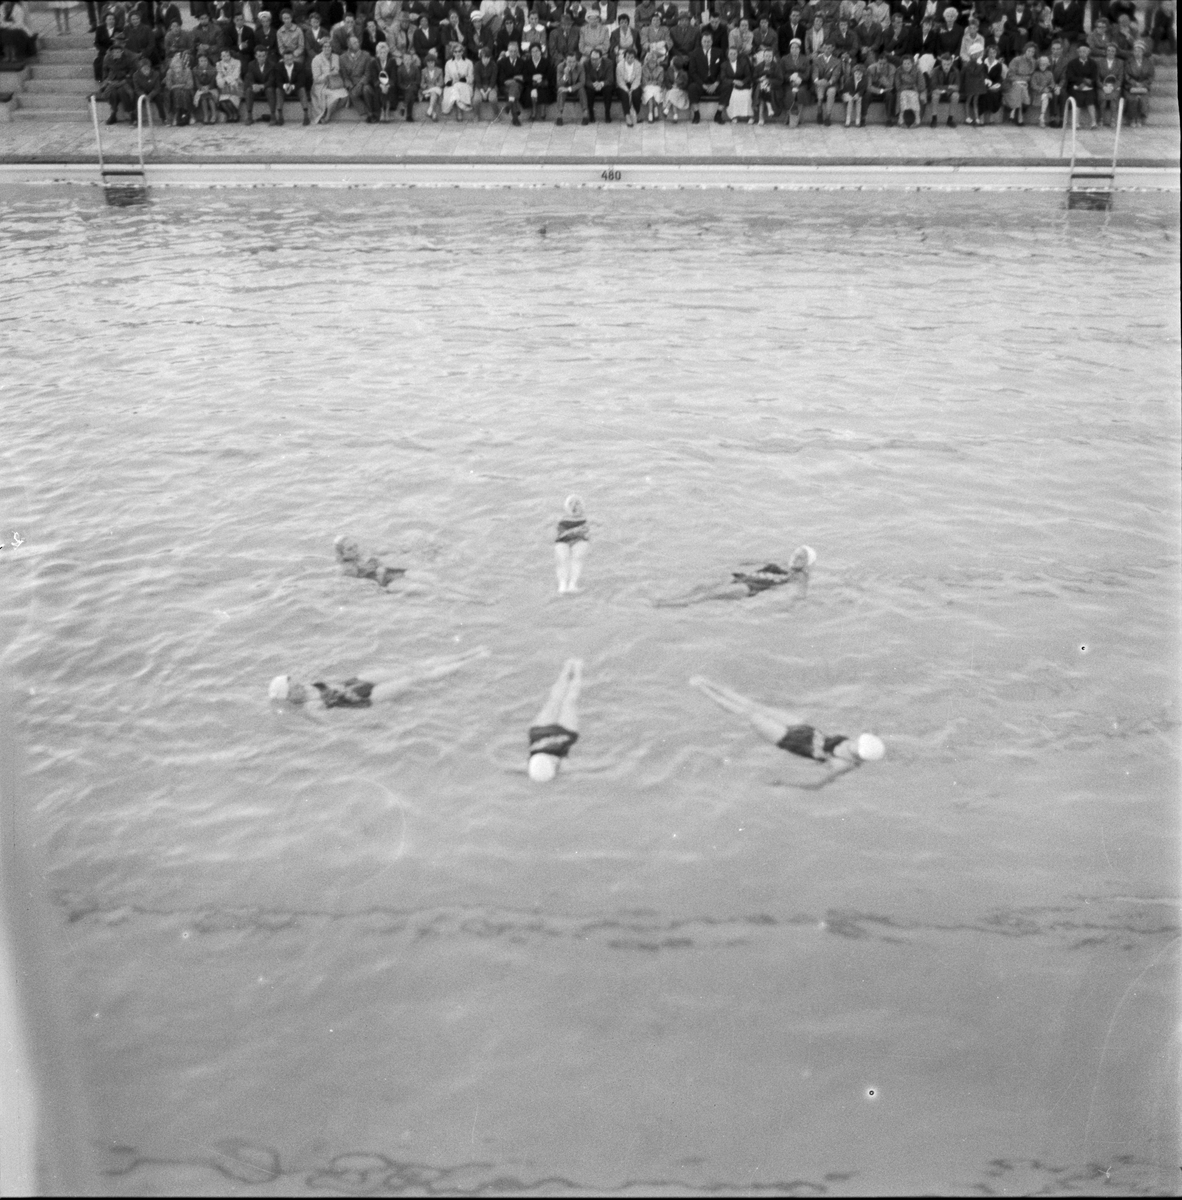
[0, 187, 1178, 1197]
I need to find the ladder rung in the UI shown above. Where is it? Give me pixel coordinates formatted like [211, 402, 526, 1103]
[103, 169, 144, 177]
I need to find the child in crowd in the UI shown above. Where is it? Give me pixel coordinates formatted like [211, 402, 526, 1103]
[839, 52, 867, 126]
[894, 53, 923, 126]
[420, 46, 443, 120]
[663, 53, 691, 122]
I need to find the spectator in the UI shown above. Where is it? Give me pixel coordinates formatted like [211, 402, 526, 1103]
[496, 39, 524, 124]
[830, 13, 860, 57]
[935, 5, 962, 54]
[339, 32, 374, 121]
[1110, 11, 1138, 56]
[865, 46, 895, 120]
[688, 28, 725, 122]
[1149, 0, 1174, 56]
[1122, 39, 1153, 126]
[1062, 36, 1098, 125]
[228, 11, 256, 64]
[131, 53, 167, 120]
[781, 36, 810, 121]
[959, 14, 984, 61]
[374, 0, 399, 44]
[555, 48, 587, 124]
[164, 46, 193, 123]
[216, 45, 243, 120]
[396, 45, 420, 119]
[927, 46, 959, 124]
[672, 8, 701, 57]
[124, 10, 156, 62]
[1086, 14, 1114, 56]
[751, 43, 783, 122]
[441, 39, 473, 120]
[979, 41, 1004, 122]
[302, 11, 327, 60]
[960, 40, 985, 121]
[894, 50, 923, 123]
[811, 40, 840, 122]
[855, 3, 885, 59]
[0, 0, 37, 62]
[881, 11, 918, 62]
[241, 42, 271, 122]
[94, 11, 119, 80]
[98, 32, 138, 123]
[721, 42, 754, 120]
[1004, 46, 1036, 122]
[471, 42, 499, 118]
[839, 49, 867, 123]
[641, 42, 666, 120]
[728, 15, 755, 54]
[191, 10, 221, 60]
[1051, 0, 1085, 43]
[368, 38, 395, 120]
[495, 13, 520, 55]
[1029, 52, 1055, 124]
[1030, 3, 1057, 51]
[522, 40, 552, 120]
[584, 44, 614, 120]
[805, 12, 828, 53]
[330, 11, 357, 53]
[579, 9, 610, 58]
[420, 45, 444, 119]
[192, 48, 219, 122]
[521, 5, 547, 50]
[753, 15, 778, 52]
[276, 8, 303, 60]
[548, 9, 579, 63]
[663, 50, 691, 120]
[610, 12, 641, 61]
[310, 35, 348, 121]
[1094, 40, 1124, 123]
[996, 15, 1024, 61]
[635, 0, 659, 29]
[439, 8, 466, 57]
[616, 42, 642, 124]
[255, 8, 278, 53]
[1046, 37, 1070, 124]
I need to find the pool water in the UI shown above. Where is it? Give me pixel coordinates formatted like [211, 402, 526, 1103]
[0, 187, 1179, 1196]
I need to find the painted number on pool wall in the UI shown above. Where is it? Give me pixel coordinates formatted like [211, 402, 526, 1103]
[600, 169, 622, 182]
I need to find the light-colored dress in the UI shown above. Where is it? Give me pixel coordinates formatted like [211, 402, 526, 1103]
[216, 55, 243, 108]
[441, 55, 473, 111]
[311, 50, 348, 122]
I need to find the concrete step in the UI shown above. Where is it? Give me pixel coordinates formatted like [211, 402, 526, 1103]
[36, 49, 94, 64]
[30, 63, 95, 79]
[10, 107, 92, 121]
[25, 77, 96, 93]
[35, 33, 95, 50]
[15, 91, 90, 109]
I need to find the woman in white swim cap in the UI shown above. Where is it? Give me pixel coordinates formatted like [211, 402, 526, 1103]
[527, 658, 583, 782]
[690, 675, 884, 789]
[655, 544, 817, 607]
[554, 495, 589, 595]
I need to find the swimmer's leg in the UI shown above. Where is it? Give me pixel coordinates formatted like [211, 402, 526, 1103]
[555, 542, 572, 593]
[566, 541, 588, 593]
[689, 676, 802, 742]
[654, 581, 747, 608]
[556, 657, 583, 729]
[368, 647, 490, 701]
[531, 657, 579, 726]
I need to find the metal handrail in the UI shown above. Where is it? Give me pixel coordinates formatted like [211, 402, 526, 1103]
[1059, 95, 1078, 167]
[136, 92, 158, 165]
[89, 93, 105, 174]
[1110, 95, 1124, 177]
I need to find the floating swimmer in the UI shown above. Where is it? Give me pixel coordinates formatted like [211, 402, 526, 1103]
[554, 495, 589, 594]
[690, 675, 884, 789]
[655, 545, 816, 607]
[527, 657, 583, 782]
[269, 647, 489, 709]
[334, 535, 408, 588]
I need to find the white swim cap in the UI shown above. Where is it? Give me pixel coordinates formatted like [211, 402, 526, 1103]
[269, 675, 291, 701]
[564, 494, 585, 517]
[855, 733, 885, 762]
[802, 545, 817, 567]
[528, 754, 559, 783]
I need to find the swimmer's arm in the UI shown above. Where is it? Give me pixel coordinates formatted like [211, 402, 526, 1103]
[792, 759, 859, 790]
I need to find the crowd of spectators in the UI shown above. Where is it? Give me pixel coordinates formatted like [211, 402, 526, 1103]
[69, 1, 1179, 130]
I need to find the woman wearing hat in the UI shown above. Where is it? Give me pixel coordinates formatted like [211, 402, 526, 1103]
[690, 676, 885, 791]
[960, 41, 985, 123]
[1122, 41, 1154, 129]
[269, 647, 489, 713]
[654, 545, 816, 608]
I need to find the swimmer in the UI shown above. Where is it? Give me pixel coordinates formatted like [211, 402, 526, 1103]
[527, 657, 583, 782]
[690, 675, 884, 789]
[554, 495, 589, 594]
[334, 535, 408, 587]
[655, 545, 816, 607]
[269, 646, 489, 709]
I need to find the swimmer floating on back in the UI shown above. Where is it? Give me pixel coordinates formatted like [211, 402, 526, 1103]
[655, 545, 816, 607]
[690, 675, 884, 789]
[527, 657, 583, 782]
[269, 646, 489, 709]
[554, 495, 589, 594]
[334, 535, 487, 603]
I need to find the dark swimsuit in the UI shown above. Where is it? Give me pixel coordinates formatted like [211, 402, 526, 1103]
[312, 678, 376, 709]
[731, 563, 799, 596]
[776, 724, 848, 762]
[353, 557, 407, 586]
[555, 518, 589, 545]
[528, 724, 579, 759]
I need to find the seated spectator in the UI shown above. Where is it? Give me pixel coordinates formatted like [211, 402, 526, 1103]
[610, 12, 641, 62]
[495, 13, 521, 55]
[642, 11, 672, 58]
[579, 9, 610, 58]
[302, 11, 327, 61]
[1121, 39, 1153, 127]
[191, 10, 221, 61]
[1062, 36, 1097, 126]
[522, 40, 551, 120]
[396, 46, 420, 119]
[420, 45, 444, 119]
[330, 11, 357, 54]
[1029, 4, 1056, 53]
[192, 48, 219, 123]
[1094, 41, 1124, 125]
[164, 46, 193, 124]
[960, 40, 986, 121]
[241, 43, 272, 122]
[555, 48, 587, 124]
[978, 41, 1004, 122]
[811, 40, 840, 122]
[98, 33, 139, 123]
[959, 14, 985, 62]
[439, 8, 465, 57]
[521, 5, 547, 50]
[1044, 36, 1069, 123]
[441, 39, 473, 119]
[471, 42, 498, 118]
[1086, 14, 1114, 58]
[933, 5, 961, 55]
[1051, 0, 1084, 45]
[1004, 40, 1036, 121]
[497, 40, 524, 124]
[227, 11, 255, 65]
[1110, 11, 1138, 58]
[663, 51, 691, 121]
[995, 15, 1024, 62]
[616, 42, 642, 125]
[672, 8, 701, 57]
[584, 44, 614, 121]
[216, 45, 244, 120]
[781, 37, 810, 122]
[337, 32, 373, 120]
[838, 49, 867, 124]
[548, 9, 579, 63]
[894, 50, 923, 123]
[1029, 52, 1054, 124]
[131, 53, 166, 121]
[1149, 0, 1175, 56]
[881, 11, 918, 63]
[688, 28, 725, 123]
[254, 8, 278, 54]
[721, 43, 754, 121]
[751, 43, 783, 123]
[640, 42, 666, 121]
[753, 15, 778, 53]
[310, 36, 348, 122]
[123, 9, 155, 62]
[94, 12, 119, 81]
[927, 47, 959, 125]
[864, 46, 895, 120]
[830, 14, 860, 58]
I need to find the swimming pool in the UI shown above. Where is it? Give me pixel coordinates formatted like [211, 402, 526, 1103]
[1, 186, 1178, 1196]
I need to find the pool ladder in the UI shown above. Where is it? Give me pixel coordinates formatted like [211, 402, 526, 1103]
[1061, 95, 1123, 209]
[89, 93, 157, 197]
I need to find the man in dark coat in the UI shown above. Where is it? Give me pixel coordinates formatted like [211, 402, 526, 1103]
[270, 46, 312, 123]
[687, 28, 725, 122]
